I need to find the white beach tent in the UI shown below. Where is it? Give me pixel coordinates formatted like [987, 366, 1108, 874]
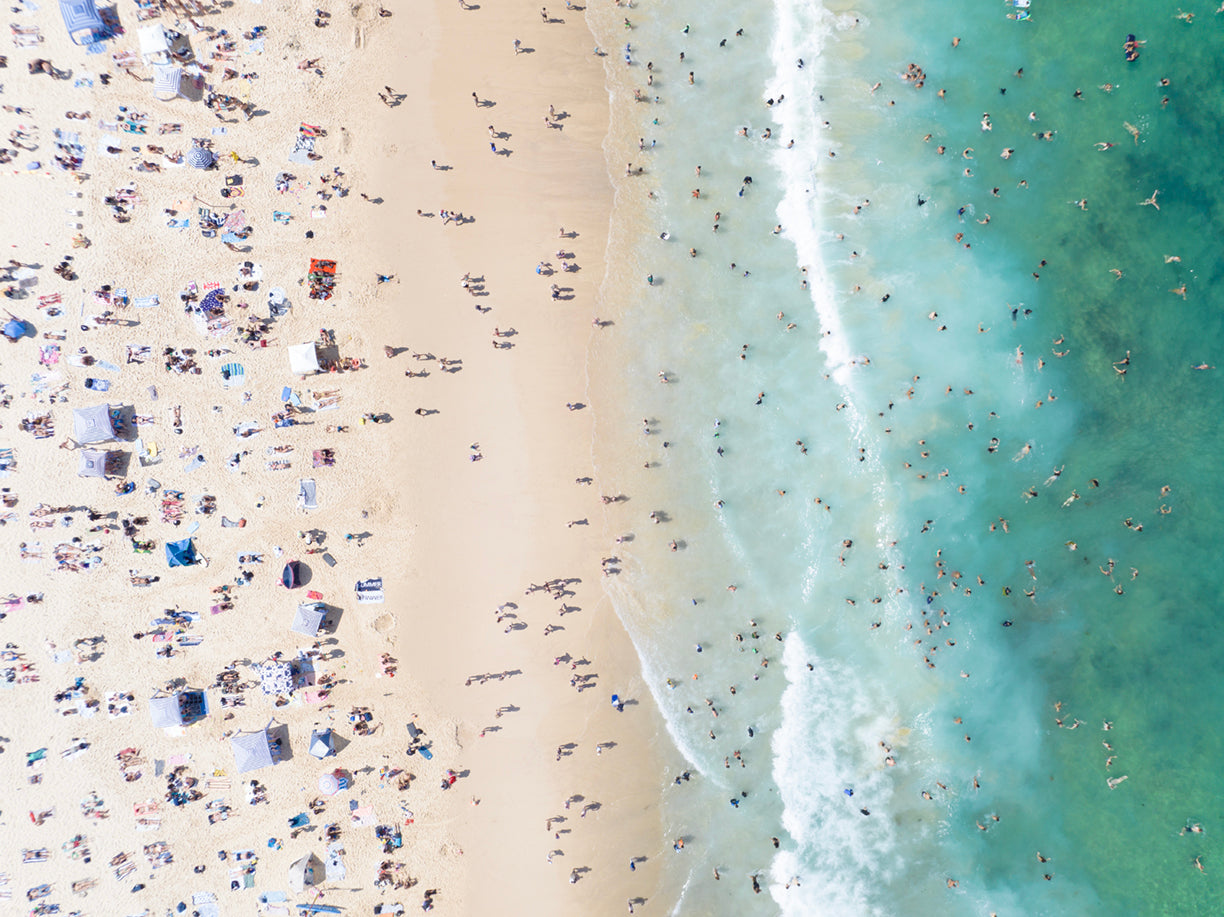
[149, 694, 184, 728]
[290, 602, 326, 637]
[138, 24, 171, 66]
[72, 404, 117, 444]
[288, 342, 321, 376]
[152, 65, 182, 101]
[230, 727, 274, 773]
[287, 852, 323, 893]
[77, 449, 111, 478]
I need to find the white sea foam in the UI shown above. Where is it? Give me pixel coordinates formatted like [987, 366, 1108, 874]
[768, 634, 908, 915]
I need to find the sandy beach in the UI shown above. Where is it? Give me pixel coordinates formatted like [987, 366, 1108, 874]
[0, 0, 671, 913]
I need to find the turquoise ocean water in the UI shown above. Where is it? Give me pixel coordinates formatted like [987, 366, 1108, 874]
[586, 1, 1224, 914]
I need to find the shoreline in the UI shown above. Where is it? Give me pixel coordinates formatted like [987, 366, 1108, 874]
[375, 0, 675, 913]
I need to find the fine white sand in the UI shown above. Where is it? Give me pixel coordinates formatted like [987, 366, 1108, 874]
[0, 0, 672, 913]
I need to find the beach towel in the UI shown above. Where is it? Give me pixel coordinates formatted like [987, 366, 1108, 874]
[220, 362, 245, 387]
[193, 891, 221, 917]
[297, 479, 317, 510]
[324, 843, 346, 881]
[355, 577, 384, 604]
[288, 134, 315, 164]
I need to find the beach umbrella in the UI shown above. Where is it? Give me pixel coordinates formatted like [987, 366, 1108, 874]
[186, 146, 215, 169]
[3, 318, 27, 341]
[199, 288, 225, 314]
[318, 773, 340, 795]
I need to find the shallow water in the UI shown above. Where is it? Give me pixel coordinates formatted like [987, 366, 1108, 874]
[588, 0, 1224, 913]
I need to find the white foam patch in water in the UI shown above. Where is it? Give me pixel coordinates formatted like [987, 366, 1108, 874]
[769, 0, 867, 391]
[768, 633, 910, 915]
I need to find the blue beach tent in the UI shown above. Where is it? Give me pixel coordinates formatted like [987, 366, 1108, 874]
[60, 0, 104, 45]
[166, 538, 197, 567]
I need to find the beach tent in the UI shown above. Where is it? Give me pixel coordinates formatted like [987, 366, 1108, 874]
[230, 728, 274, 773]
[77, 449, 111, 478]
[308, 728, 336, 759]
[288, 343, 321, 376]
[138, 24, 171, 65]
[72, 404, 117, 444]
[59, 0, 103, 45]
[152, 65, 183, 101]
[165, 538, 197, 567]
[260, 660, 295, 696]
[281, 560, 303, 589]
[291, 602, 326, 637]
[151, 690, 208, 727]
[149, 693, 184, 728]
[287, 852, 324, 893]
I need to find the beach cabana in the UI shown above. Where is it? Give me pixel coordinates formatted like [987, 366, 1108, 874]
[308, 728, 336, 760]
[152, 64, 182, 101]
[138, 23, 171, 65]
[291, 602, 326, 637]
[59, 0, 103, 45]
[230, 728, 274, 774]
[149, 694, 183, 728]
[288, 342, 321, 376]
[260, 660, 295, 696]
[72, 404, 117, 444]
[287, 852, 323, 893]
[77, 449, 119, 478]
[165, 538, 197, 568]
[149, 690, 207, 728]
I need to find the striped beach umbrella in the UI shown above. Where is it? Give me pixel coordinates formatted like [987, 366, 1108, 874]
[186, 146, 214, 169]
